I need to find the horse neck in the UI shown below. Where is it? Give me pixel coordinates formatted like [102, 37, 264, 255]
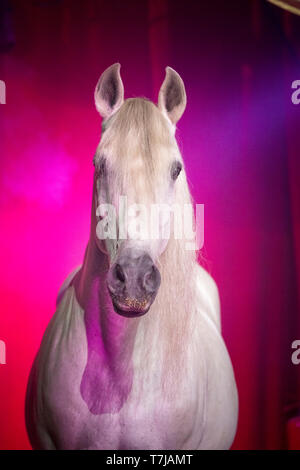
[75, 237, 140, 370]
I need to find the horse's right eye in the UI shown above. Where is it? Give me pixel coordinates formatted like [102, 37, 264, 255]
[96, 158, 106, 177]
[99, 160, 106, 175]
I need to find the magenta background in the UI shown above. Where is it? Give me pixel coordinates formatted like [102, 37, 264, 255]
[0, 0, 300, 449]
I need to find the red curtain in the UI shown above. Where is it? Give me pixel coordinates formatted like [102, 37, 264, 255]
[0, 0, 299, 449]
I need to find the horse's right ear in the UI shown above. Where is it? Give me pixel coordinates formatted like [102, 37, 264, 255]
[94, 63, 124, 120]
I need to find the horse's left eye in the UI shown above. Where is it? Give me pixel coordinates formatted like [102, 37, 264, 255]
[171, 161, 182, 181]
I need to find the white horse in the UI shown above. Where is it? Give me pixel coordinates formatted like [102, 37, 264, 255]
[25, 64, 238, 450]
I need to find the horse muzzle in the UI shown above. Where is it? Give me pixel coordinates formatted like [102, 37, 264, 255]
[107, 251, 161, 317]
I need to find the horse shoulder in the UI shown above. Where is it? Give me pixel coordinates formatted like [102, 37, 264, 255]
[193, 265, 238, 449]
[27, 285, 87, 449]
[195, 264, 221, 332]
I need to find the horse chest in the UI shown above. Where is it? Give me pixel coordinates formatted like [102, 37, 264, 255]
[49, 352, 202, 449]
[77, 375, 202, 450]
[35, 292, 208, 449]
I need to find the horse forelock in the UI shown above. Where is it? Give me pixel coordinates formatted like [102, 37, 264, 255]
[96, 98, 179, 201]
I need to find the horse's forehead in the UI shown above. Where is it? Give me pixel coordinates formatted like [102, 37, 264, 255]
[106, 156, 168, 208]
[114, 168, 163, 202]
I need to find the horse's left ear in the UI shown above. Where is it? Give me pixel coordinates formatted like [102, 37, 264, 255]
[94, 63, 124, 120]
[158, 66, 187, 125]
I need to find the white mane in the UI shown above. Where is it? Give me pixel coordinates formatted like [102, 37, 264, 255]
[95, 97, 200, 390]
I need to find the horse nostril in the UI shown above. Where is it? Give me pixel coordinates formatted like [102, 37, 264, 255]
[115, 263, 126, 283]
[143, 265, 161, 294]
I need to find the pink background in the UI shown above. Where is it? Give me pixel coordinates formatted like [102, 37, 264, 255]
[0, 0, 300, 449]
